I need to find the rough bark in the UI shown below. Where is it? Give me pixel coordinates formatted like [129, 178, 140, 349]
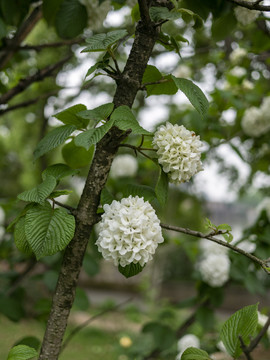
[38, 13, 159, 360]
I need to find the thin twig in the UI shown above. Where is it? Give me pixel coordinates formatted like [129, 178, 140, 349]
[0, 54, 72, 104]
[60, 297, 132, 353]
[247, 314, 270, 353]
[53, 200, 76, 215]
[239, 336, 254, 360]
[227, 0, 270, 11]
[160, 223, 270, 274]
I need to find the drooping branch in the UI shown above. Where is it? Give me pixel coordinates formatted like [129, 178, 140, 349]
[227, 0, 270, 11]
[0, 55, 72, 105]
[160, 223, 270, 274]
[0, 5, 42, 70]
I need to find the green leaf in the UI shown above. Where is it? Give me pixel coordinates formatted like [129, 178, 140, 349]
[217, 223, 232, 231]
[172, 76, 209, 118]
[149, 7, 181, 22]
[142, 65, 178, 96]
[142, 322, 176, 351]
[42, 163, 79, 181]
[14, 216, 33, 255]
[179, 8, 203, 29]
[62, 139, 95, 168]
[0, 294, 24, 321]
[181, 347, 210, 360]
[100, 187, 114, 205]
[7, 345, 38, 360]
[78, 103, 114, 123]
[54, 104, 88, 128]
[17, 176, 57, 204]
[155, 166, 168, 207]
[13, 336, 40, 352]
[122, 184, 156, 202]
[222, 233, 233, 242]
[43, 0, 64, 26]
[212, 12, 237, 42]
[220, 303, 258, 358]
[7, 203, 36, 232]
[118, 263, 144, 278]
[25, 202, 75, 260]
[55, 0, 88, 39]
[34, 124, 77, 160]
[131, 3, 140, 23]
[74, 119, 114, 150]
[82, 30, 128, 52]
[49, 190, 73, 199]
[111, 106, 151, 135]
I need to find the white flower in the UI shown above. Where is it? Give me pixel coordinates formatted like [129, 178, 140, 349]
[78, 0, 111, 30]
[200, 239, 228, 256]
[197, 253, 230, 287]
[95, 196, 164, 267]
[236, 239, 256, 253]
[152, 122, 203, 184]
[176, 334, 200, 358]
[110, 154, 138, 179]
[241, 104, 270, 137]
[174, 64, 192, 78]
[258, 312, 270, 337]
[234, 3, 260, 26]
[242, 79, 254, 90]
[229, 48, 247, 64]
[229, 66, 247, 78]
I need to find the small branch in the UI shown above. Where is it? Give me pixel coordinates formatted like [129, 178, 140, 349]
[53, 200, 77, 215]
[160, 223, 270, 274]
[247, 314, 270, 353]
[60, 297, 132, 353]
[16, 38, 83, 52]
[0, 54, 73, 105]
[239, 336, 254, 360]
[227, 0, 270, 11]
[140, 78, 170, 90]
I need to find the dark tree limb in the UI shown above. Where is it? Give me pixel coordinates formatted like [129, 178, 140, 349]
[15, 38, 83, 52]
[0, 5, 42, 70]
[227, 0, 270, 11]
[0, 55, 72, 105]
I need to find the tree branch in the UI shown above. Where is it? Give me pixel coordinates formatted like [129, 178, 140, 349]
[15, 38, 83, 52]
[227, 0, 270, 11]
[160, 223, 270, 274]
[239, 336, 254, 360]
[247, 314, 270, 353]
[0, 54, 72, 105]
[0, 5, 42, 70]
[138, 0, 152, 25]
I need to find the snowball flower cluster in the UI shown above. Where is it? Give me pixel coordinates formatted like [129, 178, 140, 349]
[197, 252, 231, 287]
[152, 122, 203, 184]
[176, 334, 200, 359]
[229, 47, 247, 64]
[234, 2, 260, 26]
[95, 196, 164, 267]
[110, 154, 138, 179]
[241, 97, 270, 137]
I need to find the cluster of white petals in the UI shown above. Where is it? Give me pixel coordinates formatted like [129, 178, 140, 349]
[229, 47, 247, 64]
[258, 312, 270, 338]
[175, 334, 200, 359]
[197, 253, 230, 287]
[234, 2, 260, 26]
[229, 66, 247, 78]
[95, 196, 164, 267]
[78, 0, 111, 30]
[152, 122, 203, 184]
[110, 154, 138, 179]
[241, 97, 270, 137]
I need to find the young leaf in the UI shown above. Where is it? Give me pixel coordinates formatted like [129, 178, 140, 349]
[14, 216, 33, 255]
[118, 263, 144, 278]
[217, 224, 232, 232]
[74, 119, 114, 150]
[172, 76, 209, 118]
[181, 347, 211, 360]
[42, 163, 79, 181]
[122, 184, 156, 202]
[54, 104, 88, 128]
[34, 124, 77, 160]
[62, 139, 95, 168]
[7, 345, 38, 360]
[111, 106, 151, 135]
[142, 65, 178, 96]
[17, 176, 57, 204]
[220, 303, 258, 358]
[222, 233, 233, 243]
[25, 202, 75, 260]
[155, 166, 169, 207]
[78, 103, 114, 122]
[82, 30, 128, 52]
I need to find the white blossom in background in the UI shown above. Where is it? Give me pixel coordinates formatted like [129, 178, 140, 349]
[229, 47, 247, 64]
[234, 2, 260, 26]
[256, 197, 270, 222]
[235, 239, 256, 253]
[242, 79, 254, 90]
[78, 0, 111, 30]
[110, 154, 138, 179]
[152, 122, 203, 184]
[95, 196, 164, 267]
[229, 66, 247, 78]
[197, 253, 230, 287]
[70, 176, 85, 197]
[258, 312, 270, 337]
[241, 107, 265, 137]
[200, 238, 228, 255]
[174, 64, 192, 78]
[260, 96, 270, 118]
[176, 334, 200, 359]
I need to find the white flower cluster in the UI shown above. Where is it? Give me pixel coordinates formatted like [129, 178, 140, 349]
[258, 312, 270, 338]
[234, 2, 260, 26]
[95, 196, 164, 267]
[229, 47, 247, 64]
[241, 97, 270, 137]
[229, 66, 247, 78]
[152, 122, 203, 184]
[78, 0, 111, 30]
[175, 334, 200, 359]
[197, 239, 230, 287]
[110, 154, 138, 179]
